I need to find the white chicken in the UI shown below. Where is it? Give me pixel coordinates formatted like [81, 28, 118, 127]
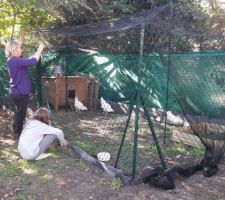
[74, 96, 88, 112]
[100, 97, 114, 113]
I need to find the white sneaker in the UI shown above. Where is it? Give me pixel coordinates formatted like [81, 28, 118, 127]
[35, 153, 51, 160]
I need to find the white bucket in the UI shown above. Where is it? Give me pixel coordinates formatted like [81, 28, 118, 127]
[97, 152, 111, 162]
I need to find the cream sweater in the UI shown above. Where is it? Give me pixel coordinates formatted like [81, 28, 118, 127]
[18, 119, 64, 160]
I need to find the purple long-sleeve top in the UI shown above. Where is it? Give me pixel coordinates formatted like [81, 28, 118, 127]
[7, 56, 38, 95]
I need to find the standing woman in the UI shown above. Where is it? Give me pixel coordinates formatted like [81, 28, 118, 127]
[5, 40, 45, 139]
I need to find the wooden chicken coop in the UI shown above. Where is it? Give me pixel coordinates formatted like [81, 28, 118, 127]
[42, 75, 99, 111]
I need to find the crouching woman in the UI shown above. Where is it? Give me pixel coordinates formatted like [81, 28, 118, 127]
[18, 107, 67, 160]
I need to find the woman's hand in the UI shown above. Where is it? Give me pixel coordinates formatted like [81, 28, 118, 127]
[31, 43, 46, 61]
[38, 44, 45, 51]
[59, 138, 68, 147]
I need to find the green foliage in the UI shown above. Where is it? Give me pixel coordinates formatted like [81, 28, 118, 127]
[1, 0, 225, 51]
[0, 48, 8, 95]
[0, 0, 56, 41]
[191, 147, 204, 157]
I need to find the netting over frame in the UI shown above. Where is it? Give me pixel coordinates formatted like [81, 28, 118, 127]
[1, 2, 225, 181]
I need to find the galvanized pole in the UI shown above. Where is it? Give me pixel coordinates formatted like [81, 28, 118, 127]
[132, 23, 145, 180]
[163, 0, 173, 144]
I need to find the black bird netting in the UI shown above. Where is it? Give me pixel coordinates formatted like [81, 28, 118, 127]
[1, 2, 225, 185]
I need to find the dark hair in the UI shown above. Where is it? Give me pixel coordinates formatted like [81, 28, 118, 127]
[33, 107, 50, 125]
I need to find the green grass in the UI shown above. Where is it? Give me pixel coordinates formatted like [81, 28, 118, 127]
[72, 159, 87, 171]
[164, 143, 204, 158]
[148, 143, 204, 158]
[109, 177, 123, 190]
[0, 141, 74, 183]
[74, 139, 118, 155]
[11, 190, 37, 200]
[209, 192, 225, 200]
[0, 163, 21, 180]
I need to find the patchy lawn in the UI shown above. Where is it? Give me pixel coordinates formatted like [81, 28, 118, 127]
[1, 108, 225, 200]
